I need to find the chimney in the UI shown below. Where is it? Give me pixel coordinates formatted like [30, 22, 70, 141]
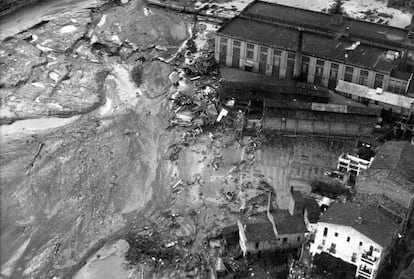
[293, 28, 303, 79]
[288, 187, 305, 216]
[356, 216, 363, 224]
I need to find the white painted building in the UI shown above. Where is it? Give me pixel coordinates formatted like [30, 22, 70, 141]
[310, 202, 399, 279]
[337, 152, 374, 176]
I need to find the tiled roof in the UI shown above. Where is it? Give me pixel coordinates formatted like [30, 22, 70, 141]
[319, 202, 399, 247]
[240, 214, 277, 242]
[271, 210, 308, 235]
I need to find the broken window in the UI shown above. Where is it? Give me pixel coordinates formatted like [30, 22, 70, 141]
[374, 73, 384, 89]
[246, 43, 255, 60]
[344, 66, 354, 82]
[358, 70, 369, 86]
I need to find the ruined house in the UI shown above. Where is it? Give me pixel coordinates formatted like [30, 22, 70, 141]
[237, 191, 308, 257]
[355, 141, 414, 210]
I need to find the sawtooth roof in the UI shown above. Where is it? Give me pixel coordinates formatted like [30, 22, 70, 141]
[320, 202, 399, 247]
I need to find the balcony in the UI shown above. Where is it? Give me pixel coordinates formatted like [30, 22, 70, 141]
[361, 253, 377, 265]
[358, 265, 373, 278]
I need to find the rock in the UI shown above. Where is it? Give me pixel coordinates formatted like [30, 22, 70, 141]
[0, 38, 47, 87]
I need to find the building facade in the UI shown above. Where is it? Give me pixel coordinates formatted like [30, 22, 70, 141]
[310, 202, 399, 279]
[215, 1, 414, 113]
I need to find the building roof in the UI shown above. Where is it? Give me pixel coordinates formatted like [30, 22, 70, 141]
[218, 17, 397, 73]
[336, 80, 414, 109]
[240, 214, 277, 242]
[370, 141, 414, 186]
[271, 209, 308, 235]
[239, 1, 409, 48]
[304, 197, 322, 223]
[319, 202, 399, 247]
[291, 190, 305, 204]
[265, 107, 377, 124]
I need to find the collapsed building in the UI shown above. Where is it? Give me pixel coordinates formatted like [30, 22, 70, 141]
[215, 0, 414, 115]
[355, 141, 414, 211]
[219, 74, 381, 136]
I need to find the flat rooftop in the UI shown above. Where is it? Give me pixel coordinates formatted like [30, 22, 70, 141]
[240, 0, 409, 48]
[218, 17, 397, 73]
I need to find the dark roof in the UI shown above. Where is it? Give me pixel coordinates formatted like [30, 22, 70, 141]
[240, 214, 276, 242]
[291, 190, 305, 203]
[398, 258, 414, 279]
[370, 141, 414, 187]
[391, 69, 412, 81]
[302, 33, 396, 73]
[218, 17, 397, 73]
[239, 1, 409, 48]
[319, 202, 398, 247]
[271, 209, 308, 235]
[304, 197, 321, 223]
[265, 108, 377, 124]
[264, 99, 381, 116]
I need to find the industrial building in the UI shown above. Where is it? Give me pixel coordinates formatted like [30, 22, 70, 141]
[215, 0, 414, 114]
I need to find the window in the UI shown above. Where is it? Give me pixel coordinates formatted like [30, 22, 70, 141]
[286, 52, 296, 78]
[351, 253, 357, 263]
[283, 238, 288, 243]
[344, 66, 354, 82]
[259, 46, 268, 74]
[218, 37, 228, 65]
[246, 43, 255, 60]
[335, 232, 338, 237]
[322, 239, 326, 245]
[359, 241, 363, 246]
[323, 227, 328, 237]
[374, 73, 384, 89]
[232, 40, 241, 68]
[347, 236, 351, 242]
[297, 236, 301, 242]
[255, 242, 259, 249]
[301, 56, 310, 80]
[330, 243, 336, 254]
[272, 50, 282, 77]
[358, 70, 369, 86]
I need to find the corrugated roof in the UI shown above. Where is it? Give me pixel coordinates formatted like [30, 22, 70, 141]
[319, 202, 398, 247]
[336, 80, 414, 109]
[240, 1, 408, 48]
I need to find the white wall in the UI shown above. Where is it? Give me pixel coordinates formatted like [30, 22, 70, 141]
[310, 222, 384, 278]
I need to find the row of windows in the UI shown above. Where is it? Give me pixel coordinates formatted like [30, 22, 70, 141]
[323, 227, 374, 251]
[219, 37, 393, 91]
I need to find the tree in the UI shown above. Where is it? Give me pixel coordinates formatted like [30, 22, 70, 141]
[328, 0, 345, 15]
